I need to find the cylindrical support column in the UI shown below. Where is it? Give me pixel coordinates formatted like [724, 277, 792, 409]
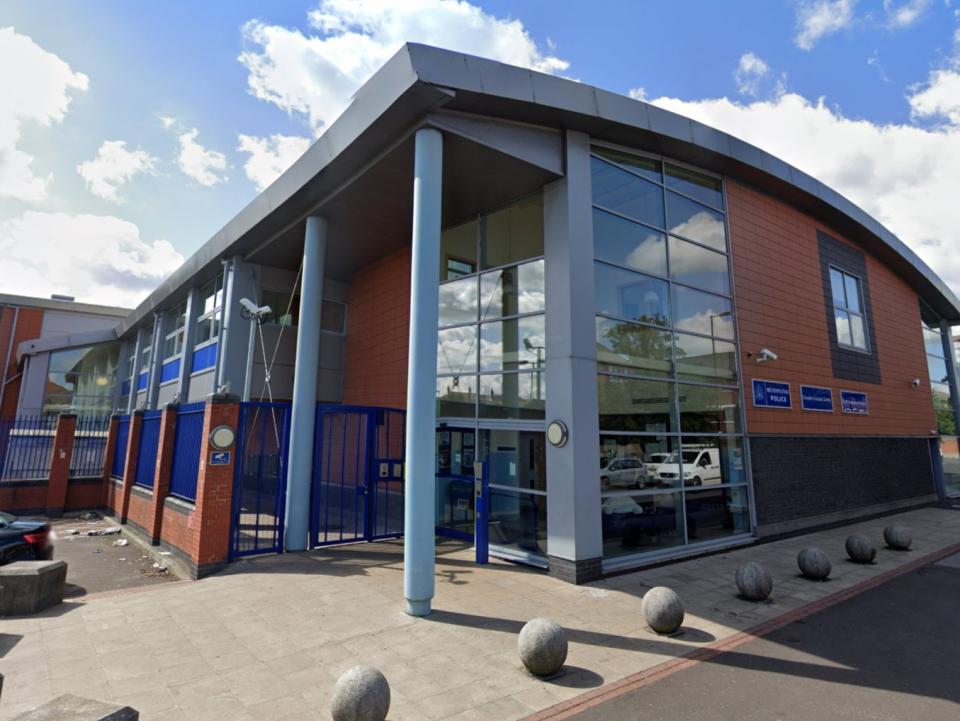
[284, 216, 327, 551]
[404, 128, 443, 616]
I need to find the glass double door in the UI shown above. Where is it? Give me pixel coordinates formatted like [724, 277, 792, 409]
[436, 427, 547, 563]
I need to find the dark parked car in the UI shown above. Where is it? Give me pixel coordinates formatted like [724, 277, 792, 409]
[0, 511, 52, 564]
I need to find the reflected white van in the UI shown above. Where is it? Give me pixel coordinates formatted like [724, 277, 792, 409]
[656, 448, 721, 487]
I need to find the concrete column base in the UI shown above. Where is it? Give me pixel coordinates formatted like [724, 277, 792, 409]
[404, 598, 432, 617]
[548, 555, 603, 585]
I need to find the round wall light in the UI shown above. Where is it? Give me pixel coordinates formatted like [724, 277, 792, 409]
[209, 425, 236, 450]
[546, 420, 568, 448]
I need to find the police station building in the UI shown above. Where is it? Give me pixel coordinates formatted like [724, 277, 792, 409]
[9, 45, 960, 609]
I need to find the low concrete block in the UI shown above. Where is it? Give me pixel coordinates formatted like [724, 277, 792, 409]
[11, 694, 137, 720]
[0, 561, 67, 616]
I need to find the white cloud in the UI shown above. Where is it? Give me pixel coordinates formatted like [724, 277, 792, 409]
[0, 27, 88, 201]
[734, 52, 770, 97]
[159, 115, 176, 129]
[76, 140, 157, 201]
[794, 0, 859, 50]
[238, 0, 569, 135]
[0, 211, 183, 306]
[236, 133, 311, 191]
[884, 0, 931, 27]
[628, 87, 647, 101]
[645, 82, 960, 295]
[176, 128, 227, 186]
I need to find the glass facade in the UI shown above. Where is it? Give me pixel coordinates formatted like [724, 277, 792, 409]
[435, 193, 547, 561]
[591, 146, 751, 562]
[921, 303, 960, 496]
[43, 343, 120, 415]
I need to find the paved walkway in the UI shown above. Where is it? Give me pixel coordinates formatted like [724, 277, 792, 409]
[0, 505, 958, 720]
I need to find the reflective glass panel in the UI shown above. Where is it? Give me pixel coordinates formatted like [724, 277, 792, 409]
[597, 376, 676, 433]
[942, 437, 960, 496]
[830, 268, 846, 307]
[436, 376, 476, 418]
[923, 327, 944, 356]
[601, 492, 685, 557]
[931, 381, 953, 411]
[678, 384, 741, 433]
[479, 260, 545, 320]
[936, 408, 956, 435]
[478, 372, 545, 419]
[480, 316, 545, 372]
[844, 274, 861, 312]
[591, 157, 666, 228]
[835, 310, 852, 346]
[592, 148, 662, 183]
[671, 286, 734, 339]
[595, 317, 673, 377]
[438, 276, 478, 326]
[489, 488, 547, 555]
[484, 429, 546, 492]
[441, 218, 478, 281]
[666, 192, 726, 251]
[593, 208, 667, 277]
[668, 236, 730, 296]
[437, 326, 477, 375]
[595, 263, 671, 326]
[674, 333, 738, 383]
[928, 356, 950, 385]
[684, 486, 752, 542]
[850, 314, 866, 349]
[665, 164, 723, 209]
[482, 195, 543, 269]
[677, 436, 746, 486]
[600, 435, 675, 491]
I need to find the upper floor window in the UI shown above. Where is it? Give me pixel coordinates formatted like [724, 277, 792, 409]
[162, 300, 187, 359]
[258, 290, 347, 334]
[830, 267, 868, 351]
[138, 331, 153, 373]
[195, 276, 223, 347]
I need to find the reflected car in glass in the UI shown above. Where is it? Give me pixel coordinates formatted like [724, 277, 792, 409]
[600, 456, 650, 490]
[656, 448, 721, 487]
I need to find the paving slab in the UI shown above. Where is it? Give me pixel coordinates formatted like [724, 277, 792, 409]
[0, 506, 958, 721]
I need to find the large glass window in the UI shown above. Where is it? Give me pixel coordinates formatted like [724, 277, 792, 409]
[195, 276, 223, 347]
[436, 192, 547, 563]
[831, 267, 868, 351]
[43, 344, 120, 415]
[162, 301, 187, 360]
[921, 303, 960, 496]
[592, 145, 751, 563]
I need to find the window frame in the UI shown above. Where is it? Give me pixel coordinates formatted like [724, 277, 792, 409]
[162, 300, 188, 361]
[194, 276, 223, 350]
[829, 265, 870, 353]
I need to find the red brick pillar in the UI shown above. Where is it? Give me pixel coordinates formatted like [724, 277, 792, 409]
[99, 415, 121, 508]
[119, 411, 144, 523]
[147, 404, 178, 543]
[193, 395, 240, 576]
[45, 414, 77, 517]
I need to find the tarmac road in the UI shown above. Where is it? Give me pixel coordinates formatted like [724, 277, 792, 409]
[571, 555, 960, 721]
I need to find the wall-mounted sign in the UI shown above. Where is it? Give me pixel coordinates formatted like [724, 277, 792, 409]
[840, 390, 869, 415]
[800, 385, 834, 412]
[752, 379, 792, 409]
[210, 451, 231, 466]
[209, 425, 236, 450]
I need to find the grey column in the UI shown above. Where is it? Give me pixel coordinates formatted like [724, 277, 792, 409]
[145, 312, 163, 409]
[177, 288, 201, 402]
[284, 217, 327, 551]
[218, 257, 258, 396]
[543, 130, 603, 583]
[126, 328, 143, 414]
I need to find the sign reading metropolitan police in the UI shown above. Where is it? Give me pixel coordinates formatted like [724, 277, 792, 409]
[800, 385, 834, 412]
[752, 379, 792, 409]
[840, 390, 869, 415]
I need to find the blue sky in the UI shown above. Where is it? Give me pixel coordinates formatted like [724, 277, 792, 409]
[1, 0, 958, 306]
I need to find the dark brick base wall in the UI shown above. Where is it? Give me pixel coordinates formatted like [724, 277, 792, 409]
[750, 435, 936, 533]
[548, 556, 602, 584]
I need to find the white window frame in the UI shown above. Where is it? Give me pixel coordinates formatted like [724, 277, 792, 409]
[830, 266, 870, 353]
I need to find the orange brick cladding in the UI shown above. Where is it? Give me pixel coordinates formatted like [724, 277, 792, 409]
[342, 246, 411, 409]
[0, 306, 43, 419]
[727, 179, 936, 437]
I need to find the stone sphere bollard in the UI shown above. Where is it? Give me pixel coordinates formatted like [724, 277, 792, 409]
[735, 561, 773, 601]
[845, 534, 876, 563]
[797, 547, 831, 580]
[518, 618, 568, 677]
[884, 525, 913, 550]
[642, 586, 685, 634]
[331, 666, 390, 721]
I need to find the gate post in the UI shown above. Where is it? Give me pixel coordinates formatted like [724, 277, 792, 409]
[45, 413, 77, 517]
[146, 404, 177, 543]
[100, 414, 120, 508]
[119, 410, 144, 523]
[193, 394, 240, 575]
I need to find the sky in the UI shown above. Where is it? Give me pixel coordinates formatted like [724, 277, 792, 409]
[0, 0, 958, 308]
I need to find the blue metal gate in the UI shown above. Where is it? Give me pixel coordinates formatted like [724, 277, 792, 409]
[311, 405, 405, 547]
[230, 402, 291, 558]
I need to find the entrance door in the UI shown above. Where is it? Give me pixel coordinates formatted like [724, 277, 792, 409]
[435, 427, 477, 540]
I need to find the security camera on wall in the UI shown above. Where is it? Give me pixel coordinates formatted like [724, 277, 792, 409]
[912, 378, 922, 388]
[756, 348, 778, 363]
[239, 297, 272, 321]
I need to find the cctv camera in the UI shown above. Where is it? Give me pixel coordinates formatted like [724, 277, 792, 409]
[239, 297, 272, 319]
[912, 378, 921, 388]
[756, 348, 778, 363]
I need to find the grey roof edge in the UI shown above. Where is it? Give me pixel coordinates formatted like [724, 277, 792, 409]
[403, 43, 960, 321]
[17, 327, 118, 364]
[0, 293, 130, 317]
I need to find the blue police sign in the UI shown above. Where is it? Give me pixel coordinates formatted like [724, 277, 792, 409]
[800, 385, 833, 412]
[840, 390, 869, 415]
[210, 451, 231, 466]
[752, 379, 792, 409]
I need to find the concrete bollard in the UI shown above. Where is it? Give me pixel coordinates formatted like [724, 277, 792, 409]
[797, 548, 831, 580]
[518, 618, 568, 677]
[642, 586, 684, 634]
[735, 561, 773, 601]
[883, 525, 912, 550]
[845, 534, 876, 563]
[331, 666, 390, 721]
